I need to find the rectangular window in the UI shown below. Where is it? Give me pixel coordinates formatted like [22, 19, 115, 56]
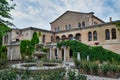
[69, 24, 71, 30]
[65, 25, 67, 30]
[82, 22, 85, 27]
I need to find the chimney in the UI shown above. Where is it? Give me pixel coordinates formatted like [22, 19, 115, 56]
[109, 17, 112, 22]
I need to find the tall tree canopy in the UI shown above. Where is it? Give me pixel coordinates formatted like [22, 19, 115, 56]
[31, 31, 39, 45]
[113, 21, 120, 31]
[0, 0, 15, 46]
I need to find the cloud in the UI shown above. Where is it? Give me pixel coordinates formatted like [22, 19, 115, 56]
[10, 0, 120, 30]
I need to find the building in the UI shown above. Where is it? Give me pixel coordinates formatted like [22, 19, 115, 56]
[2, 11, 120, 62]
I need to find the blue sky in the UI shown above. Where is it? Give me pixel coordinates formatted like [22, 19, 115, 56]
[9, 0, 120, 30]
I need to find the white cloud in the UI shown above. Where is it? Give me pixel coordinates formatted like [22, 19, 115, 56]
[9, 0, 120, 30]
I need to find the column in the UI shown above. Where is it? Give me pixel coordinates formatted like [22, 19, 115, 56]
[77, 52, 80, 61]
[64, 47, 66, 62]
[50, 47, 52, 60]
[10, 48, 13, 60]
[57, 48, 59, 60]
[87, 55, 89, 61]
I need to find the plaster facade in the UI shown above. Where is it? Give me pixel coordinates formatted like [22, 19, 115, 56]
[2, 11, 120, 62]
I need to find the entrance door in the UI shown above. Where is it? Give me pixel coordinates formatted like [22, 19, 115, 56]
[62, 49, 64, 61]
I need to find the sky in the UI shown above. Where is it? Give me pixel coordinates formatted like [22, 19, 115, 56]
[9, 0, 120, 30]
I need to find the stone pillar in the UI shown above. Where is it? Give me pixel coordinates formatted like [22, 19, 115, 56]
[50, 47, 52, 60]
[87, 55, 89, 61]
[64, 47, 66, 62]
[77, 52, 80, 61]
[57, 48, 59, 59]
[10, 48, 13, 60]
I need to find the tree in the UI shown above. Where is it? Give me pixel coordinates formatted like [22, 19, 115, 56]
[112, 21, 120, 31]
[31, 31, 39, 46]
[0, 0, 15, 46]
[20, 40, 34, 60]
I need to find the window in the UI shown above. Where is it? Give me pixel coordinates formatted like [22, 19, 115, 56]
[78, 22, 81, 27]
[65, 24, 71, 30]
[56, 36, 60, 42]
[68, 34, 73, 40]
[82, 21, 85, 27]
[51, 36, 53, 42]
[61, 35, 66, 41]
[55, 27, 57, 31]
[93, 31, 97, 41]
[88, 32, 92, 41]
[105, 29, 110, 40]
[16, 39, 19, 41]
[94, 22, 97, 24]
[42, 35, 45, 43]
[4, 35, 8, 44]
[58, 27, 60, 31]
[111, 28, 116, 39]
[68, 24, 71, 30]
[16, 31, 19, 35]
[75, 33, 81, 41]
[65, 25, 67, 30]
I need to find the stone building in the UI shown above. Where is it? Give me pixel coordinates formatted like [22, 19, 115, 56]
[2, 11, 120, 62]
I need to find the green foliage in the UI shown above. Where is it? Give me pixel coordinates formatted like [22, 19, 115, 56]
[67, 70, 87, 80]
[67, 70, 76, 80]
[57, 40, 120, 62]
[31, 31, 39, 46]
[0, 69, 17, 80]
[75, 60, 120, 77]
[0, 69, 66, 80]
[20, 40, 34, 60]
[0, 0, 15, 46]
[0, 46, 7, 58]
[41, 47, 48, 52]
[0, 46, 8, 69]
[0, 0, 15, 27]
[112, 21, 120, 31]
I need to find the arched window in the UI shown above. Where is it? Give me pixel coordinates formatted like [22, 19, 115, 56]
[61, 35, 66, 41]
[88, 32, 92, 41]
[111, 28, 117, 39]
[105, 29, 110, 40]
[51, 36, 53, 42]
[78, 22, 81, 27]
[93, 31, 97, 41]
[56, 36, 60, 42]
[42, 35, 45, 43]
[75, 33, 81, 41]
[68, 34, 73, 40]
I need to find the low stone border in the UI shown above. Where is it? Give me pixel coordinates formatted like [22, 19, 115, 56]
[11, 62, 66, 73]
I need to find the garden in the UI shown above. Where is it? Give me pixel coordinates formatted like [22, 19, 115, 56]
[57, 40, 120, 78]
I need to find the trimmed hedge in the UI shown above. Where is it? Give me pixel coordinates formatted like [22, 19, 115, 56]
[57, 40, 120, 63]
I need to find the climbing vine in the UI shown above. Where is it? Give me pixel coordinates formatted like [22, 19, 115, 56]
[57, 40, 120, 62]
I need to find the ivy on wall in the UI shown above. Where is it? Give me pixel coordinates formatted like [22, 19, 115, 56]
[57, 40, 120, 62]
